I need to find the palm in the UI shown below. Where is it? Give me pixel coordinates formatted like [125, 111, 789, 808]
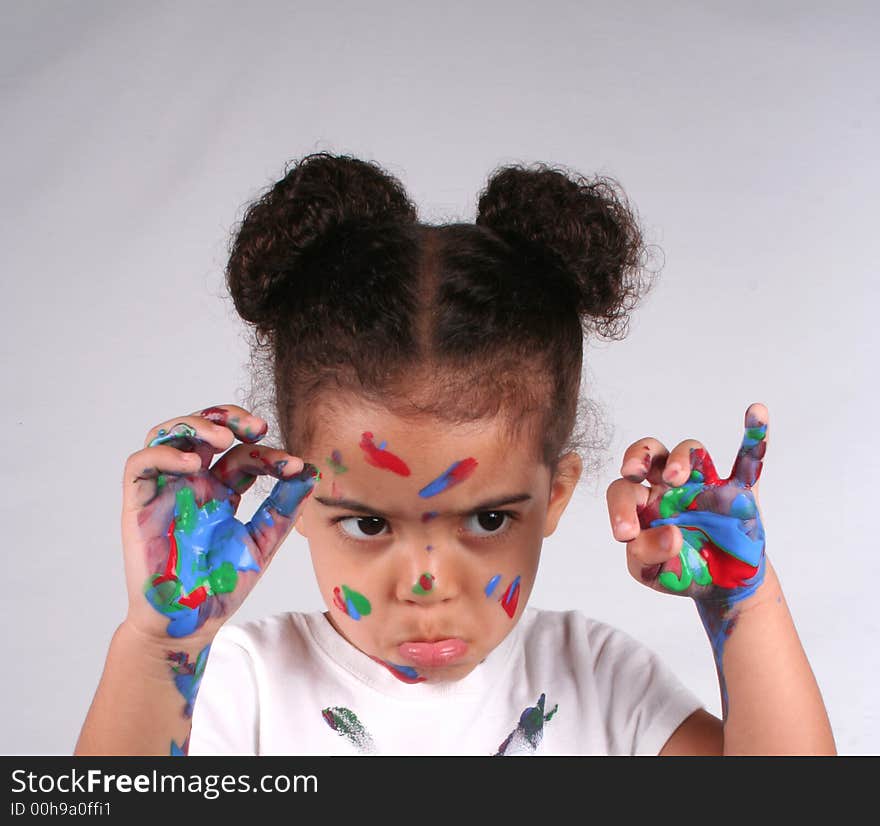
[126, 465, 316, 639]
[637, 415, 767, 602]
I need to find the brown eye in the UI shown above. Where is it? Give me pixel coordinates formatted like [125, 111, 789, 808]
[338, 516, 388, 539]
[466, 511, 511, 536]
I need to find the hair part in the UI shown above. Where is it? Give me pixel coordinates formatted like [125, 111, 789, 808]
[226, 152, 659, 481]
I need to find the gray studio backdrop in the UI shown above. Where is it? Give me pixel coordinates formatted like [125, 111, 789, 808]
[3, 0, 877, 754]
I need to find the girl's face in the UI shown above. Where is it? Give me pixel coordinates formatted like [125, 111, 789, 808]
[294, 400, 581, 683]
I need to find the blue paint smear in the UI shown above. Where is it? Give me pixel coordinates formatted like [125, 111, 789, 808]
[485, 574, 501, 597]
[418, 462, 464, 498]
[346, 597, 361, 621]
[650, 509, 764, 567]
[170, 645, 211, 718]
[386, 661, 420, 680]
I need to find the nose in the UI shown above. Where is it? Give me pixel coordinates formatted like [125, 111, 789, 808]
[394, 542, 461, 604]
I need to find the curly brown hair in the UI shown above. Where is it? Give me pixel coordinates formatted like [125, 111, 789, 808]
[225, 152, 658, 476]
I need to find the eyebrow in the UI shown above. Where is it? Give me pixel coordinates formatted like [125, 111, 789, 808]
[312, 493, 533, 519]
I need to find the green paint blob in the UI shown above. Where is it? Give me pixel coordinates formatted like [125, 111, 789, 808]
[208, 561, 238, 594]
[342, 585, 372, 617]
[659, 485, 700, 519]
[746, 426, 766, 441]
[174, 486, 199, 534]
[146, 578, 182, 608]
[156, 474, 168, 490]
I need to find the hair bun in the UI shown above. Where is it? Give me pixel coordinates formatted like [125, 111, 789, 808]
[475, 162, 653, 339]
[227, 152, 417, 335]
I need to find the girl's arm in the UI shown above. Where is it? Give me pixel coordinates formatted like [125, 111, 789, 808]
[609, 403, 835, 756]
[75, 403, 315, 755]
[75, 623, 214, 756]
[659, 557, 835, 755]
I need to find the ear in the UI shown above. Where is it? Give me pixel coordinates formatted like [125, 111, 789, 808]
[543, 451, 582, 538]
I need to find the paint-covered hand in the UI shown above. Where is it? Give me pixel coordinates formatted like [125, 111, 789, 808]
[121, 405, 319, 641]
[606, 403, 768, 603]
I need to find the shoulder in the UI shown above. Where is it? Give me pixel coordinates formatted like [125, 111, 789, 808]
[519, 606, 655, 665]
[208, 610, 321, 666]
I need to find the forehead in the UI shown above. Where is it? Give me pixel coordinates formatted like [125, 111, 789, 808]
[306, 398, 543, 497]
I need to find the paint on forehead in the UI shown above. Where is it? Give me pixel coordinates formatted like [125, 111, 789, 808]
[484, 574, 502, 598]
[332, 585, 372, 620]
[421, 511, 439, 523]
[359, 432, 411, 476]
[499, 575, 521, 618]
[425, 545, 433, 552]
[369, 656, 426, 684]
[418, 458, 478, 499]
[326, 449, 348, 474]
[322, 706, 375, 753]
[412, 573, 435, 595]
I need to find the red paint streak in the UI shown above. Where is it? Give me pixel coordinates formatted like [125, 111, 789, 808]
[152, 520, 179, 586]
[332, 586, 347, 615]
[359, 432, 411, 476]
[419, 573, 434, 591]
[447, 457, 478, 486]
[700, 541, 760, 589]
[200, 406, 230, 425]
[178, 586, 208, 608]
[691, 448, 720, 485]
[421, 511, 438, 523]
[368, 655, 426, 684]
[499, 580, 520, 618]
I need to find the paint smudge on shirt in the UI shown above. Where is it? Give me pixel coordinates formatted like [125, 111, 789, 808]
[322, 706, 375, 753]
[369, 656, 426, 684]
[495, 693, 558, 756]
[359, 432, 411, 476]
[418, 458, 478, 498]
[333, 585, 372, 620]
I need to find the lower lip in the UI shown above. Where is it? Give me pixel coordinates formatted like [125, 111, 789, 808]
[397, 638, 469, 668]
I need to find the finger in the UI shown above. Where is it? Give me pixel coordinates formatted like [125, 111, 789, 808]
[245, 465, 321, 566]
[664, 439, 720, 487]
[620, 437, 670, 486]
[123, 445, 202, 510]
[193, 405, 269, 445]
[729, 402, 768, 488]
[144, 416, 238, 471]
[606, 477, 651, 541]
[625, 525, 683, 582]
[211, 443, 306, 496]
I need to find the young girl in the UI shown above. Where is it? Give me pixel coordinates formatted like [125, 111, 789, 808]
[75, 152, 834, 756]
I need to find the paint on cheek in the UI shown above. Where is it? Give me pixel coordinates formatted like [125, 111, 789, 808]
[418, 458, 478, 498]
[322, 706, 375, 753]
[332, 585, 372, 620]
[484, 574, 502, 598]
[412, 573, 435, 595]
[499, 575, 521, 618]
[326, 449, 348, 474]
[369, 655, 426, 684]
[359, 432, 411, 476]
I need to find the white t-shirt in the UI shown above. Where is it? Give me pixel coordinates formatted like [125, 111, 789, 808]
[188, 606, 703, 756]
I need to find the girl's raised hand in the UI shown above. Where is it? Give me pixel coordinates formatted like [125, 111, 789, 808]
[606, 403, 768, 603]
[120, 404, 319, 643]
